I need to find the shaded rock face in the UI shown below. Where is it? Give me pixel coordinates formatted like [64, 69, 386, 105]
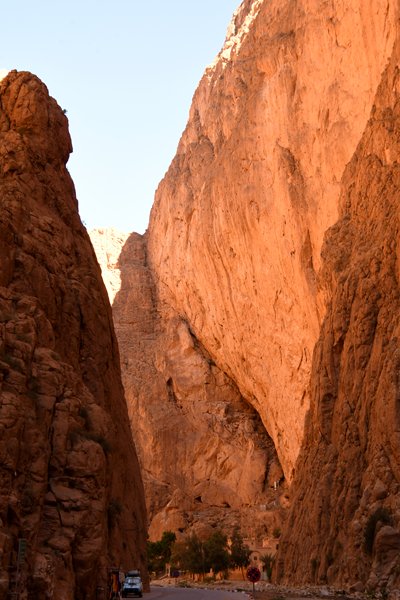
[91, 229, 287, 542]
[276, 35, 400, 588]
[0, 72, 147, 600]
[147, 0, 398, 480]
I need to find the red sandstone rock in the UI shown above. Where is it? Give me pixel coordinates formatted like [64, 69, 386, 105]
[147, 0, 398, 480]
[0, 72, 147, 599]
[277, 35, 400, 588]
[90, 229, 287, 542]
[144, 0, 400, 590]
[90, 0, 400, 591]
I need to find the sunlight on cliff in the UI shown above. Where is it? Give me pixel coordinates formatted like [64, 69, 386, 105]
[207, 0, 263, 74]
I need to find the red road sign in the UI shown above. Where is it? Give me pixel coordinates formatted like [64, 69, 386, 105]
[246, 566, 261, 583]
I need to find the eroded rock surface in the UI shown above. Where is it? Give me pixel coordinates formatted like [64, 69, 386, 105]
[91, 229, 287, 542]
[94, 0, 400, 590]
[276, 34, 400, 589]
[147, 0, 398, 479]
[0, 71, 147, 600]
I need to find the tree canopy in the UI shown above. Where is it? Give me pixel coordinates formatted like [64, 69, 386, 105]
[204, 530, 230, 577]
[171, 533, 207, 576]
[159, 527, 267, 581]
[229, 527, 251, 578]
[171, 529, 230, 578]
[147, 530, 177, 573]
[260, 552, 275, 580]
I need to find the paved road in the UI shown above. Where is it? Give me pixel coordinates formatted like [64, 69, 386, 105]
[146, 586, 248, 600]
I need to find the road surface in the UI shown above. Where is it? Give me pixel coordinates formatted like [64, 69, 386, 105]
[146, 586, 249, 600]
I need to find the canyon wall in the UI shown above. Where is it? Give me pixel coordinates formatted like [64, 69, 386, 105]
[147, 0, 398, 480]
[143, 0, 400, 589]
[277, 35, 400, 590]
[91, 228, 287, 544]
[0, 72, 147, 600]
[91, 0, 400, 589]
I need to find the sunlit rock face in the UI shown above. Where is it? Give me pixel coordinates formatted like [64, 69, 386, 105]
[276, 34, 400, 588]
[147, 0, 398, 480]
[90, 228, 129, 303]
[0, 71, 147, 600]
[93, 0, 400, 589]
[90, 229, 287, 542]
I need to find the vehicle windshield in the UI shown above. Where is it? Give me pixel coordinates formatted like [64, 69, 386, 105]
[125, 577, 141, 585]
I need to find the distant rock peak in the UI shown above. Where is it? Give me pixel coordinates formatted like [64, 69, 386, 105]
[89, 227, 130, 303]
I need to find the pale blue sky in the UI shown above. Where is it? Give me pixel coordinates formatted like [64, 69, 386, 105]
[2, 1, 239, 233]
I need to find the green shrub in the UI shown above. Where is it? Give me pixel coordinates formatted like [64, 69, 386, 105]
[260, 552, 275, 580]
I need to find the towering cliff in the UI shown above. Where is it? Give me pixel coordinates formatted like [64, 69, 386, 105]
[277, 35, 400, 589]
[91, 0, 400, 590]
[0, 72, 147, 599]
[147, 0, 398, 480]
[143, 0, 400, 589]
[91, 228, 287, 543]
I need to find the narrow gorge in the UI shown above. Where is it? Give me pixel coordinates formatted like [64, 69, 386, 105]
[1, 0, 400, 598]
[92, 0, 400, 592]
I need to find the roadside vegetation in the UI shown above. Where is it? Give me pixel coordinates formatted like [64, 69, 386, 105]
[148, 527, 257, 580]
[147, 531, 177, 573]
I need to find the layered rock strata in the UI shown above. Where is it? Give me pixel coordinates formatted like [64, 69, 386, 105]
[147, 0, 398, 480]
[0, 72, 147, 600]
[276, 34, 400, 589]
[91, 229, 287, 542]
